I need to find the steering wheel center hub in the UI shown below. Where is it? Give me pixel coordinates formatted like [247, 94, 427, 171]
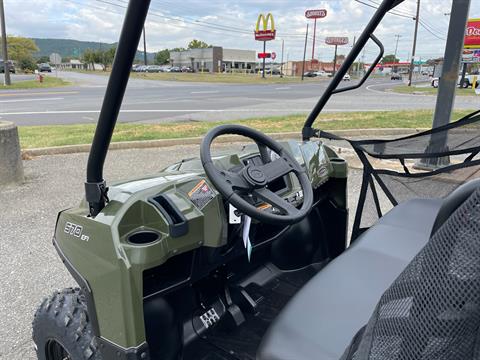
[245, 167, 267, 186]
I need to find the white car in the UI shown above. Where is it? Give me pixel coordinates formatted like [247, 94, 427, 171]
[314, 71, 329, 77]
[343, 74, 351, 81]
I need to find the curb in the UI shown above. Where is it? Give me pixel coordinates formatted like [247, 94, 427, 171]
[22, 128, 427, 158]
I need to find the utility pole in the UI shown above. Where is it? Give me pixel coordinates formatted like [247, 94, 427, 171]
[418, 0, 471, 169]
[394, 34, 401, 72]
[280, 39, 285, 78]
[408, 0, 420, 86]
[143, 26, 147, 66]
[301, 24, 309, 81]
[0, 0, 11, 86]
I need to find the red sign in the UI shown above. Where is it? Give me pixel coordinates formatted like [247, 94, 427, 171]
[325, 37, 349, 46]
[271, 52, 277, 60]
[305, 9, 327, 19]
[255, 31, 277, 41]
[258, 53, 272, 59]
[465, 18, 480, 49]
[255, 13, 276, 42]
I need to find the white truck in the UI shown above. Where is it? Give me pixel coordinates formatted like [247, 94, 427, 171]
[431, 73, 480, 88]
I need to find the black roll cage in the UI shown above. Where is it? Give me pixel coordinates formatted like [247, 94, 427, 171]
[85, 0, 406, 217]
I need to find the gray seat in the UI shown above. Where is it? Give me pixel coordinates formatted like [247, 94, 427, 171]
[258, 179, 480, 360]
[258, 199, 442, 360]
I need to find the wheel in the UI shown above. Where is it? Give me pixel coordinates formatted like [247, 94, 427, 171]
[462, 81, 470, 88]
[32, 288, 102, 360]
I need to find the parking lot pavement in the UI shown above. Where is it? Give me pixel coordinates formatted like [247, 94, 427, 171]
[0, 143, 363, 359]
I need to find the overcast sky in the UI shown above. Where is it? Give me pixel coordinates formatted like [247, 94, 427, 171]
[3, 0, 475, 62]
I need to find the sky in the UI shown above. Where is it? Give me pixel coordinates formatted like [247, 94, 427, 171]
[2, 0, 476, 63]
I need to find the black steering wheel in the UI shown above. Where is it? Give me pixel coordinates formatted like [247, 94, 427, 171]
[200, 125, 314, 225]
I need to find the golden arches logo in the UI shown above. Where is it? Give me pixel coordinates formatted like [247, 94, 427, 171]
[254, 13, 276, 41]
[256, 13, 275, 32]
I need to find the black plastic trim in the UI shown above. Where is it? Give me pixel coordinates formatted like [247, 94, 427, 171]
[149, 194, 189, 238]
[97, 338, 150, 360]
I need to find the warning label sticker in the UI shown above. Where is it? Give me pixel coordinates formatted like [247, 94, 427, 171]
[188, 180, 216, 209]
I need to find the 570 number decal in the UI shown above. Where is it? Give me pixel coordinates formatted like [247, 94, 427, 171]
[64, 222, 90, 242]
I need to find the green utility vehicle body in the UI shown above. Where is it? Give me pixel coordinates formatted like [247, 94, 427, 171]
[53, 140, 348, 350]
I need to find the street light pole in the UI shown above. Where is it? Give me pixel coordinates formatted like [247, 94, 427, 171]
[408, 0, 420, 86]
[0, 0, 11, 86]
[394, 34, 401, 72]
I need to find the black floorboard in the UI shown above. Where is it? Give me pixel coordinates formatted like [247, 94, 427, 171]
[185, 264, 322, 360]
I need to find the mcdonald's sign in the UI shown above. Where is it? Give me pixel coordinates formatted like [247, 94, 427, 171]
[255, 13, 276, 41]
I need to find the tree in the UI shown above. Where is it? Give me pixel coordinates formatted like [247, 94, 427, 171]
[100, 47, 116, 71]
[18, 57, 36, 72]
[382, 54, 399, 64]
[82, 48, 100, 70]
[155, 49, 170, 65]
[1, 36, 39, 61]
[36, 56, 50, 64]
[187, 39, 211, 49]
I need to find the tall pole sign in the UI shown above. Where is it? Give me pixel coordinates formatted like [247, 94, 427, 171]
[255, 13, 276, 79]
[325, 37, 349, 76]
[305, 9, 327, 61]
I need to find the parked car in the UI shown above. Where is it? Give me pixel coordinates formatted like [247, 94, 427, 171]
[391, 73, 402, 80]
[38, 63, 52, 72]
[314, 71, 329, 77]
[169, 66, 182, 73]
[181, 66, 194, 73]
[146, 65, 163, 73]
[343, 74, 351, 81]
[0, 60, 16, 74]
[304, 71, 317, 78]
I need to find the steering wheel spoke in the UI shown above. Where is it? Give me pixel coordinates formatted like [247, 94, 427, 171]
[259, 158, 295, 183]
[221, 170, 251, 191]
[253, 188, 300, 216]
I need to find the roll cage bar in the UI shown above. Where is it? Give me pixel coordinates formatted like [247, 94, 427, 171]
[85, 0, 406, 217]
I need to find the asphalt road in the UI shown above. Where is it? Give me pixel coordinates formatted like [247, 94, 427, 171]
[0, 143, 366, 360]
[1, 72, 477, 126]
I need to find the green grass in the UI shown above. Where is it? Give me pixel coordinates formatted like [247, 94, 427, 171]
[0, 76, 71, 90]
[18, 110, 474, 149]
[392, 84, 476, 96]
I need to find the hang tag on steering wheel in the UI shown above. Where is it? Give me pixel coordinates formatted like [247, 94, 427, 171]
[242, 216, 253, 262]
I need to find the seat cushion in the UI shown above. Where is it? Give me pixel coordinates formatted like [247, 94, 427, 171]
[258, 198, 443, 360]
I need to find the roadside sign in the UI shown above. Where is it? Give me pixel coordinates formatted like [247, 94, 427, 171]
[462, 49, 480, 63]
[258, 53, 272, 59]
[255, 13, 276, 41]
[49, 53, 62, 65]
[325, 37, 349, 46]
[305, 9, 327, 19]
[465, 19, 480, 49]
[271, 52, 277, 60]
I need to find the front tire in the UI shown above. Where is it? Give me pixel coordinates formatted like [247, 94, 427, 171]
[32, 288, 102, 360]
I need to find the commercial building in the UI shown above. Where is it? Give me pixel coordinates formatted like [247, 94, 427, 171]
[170, 47, 257, 73]
[284, 60, 343, 77]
